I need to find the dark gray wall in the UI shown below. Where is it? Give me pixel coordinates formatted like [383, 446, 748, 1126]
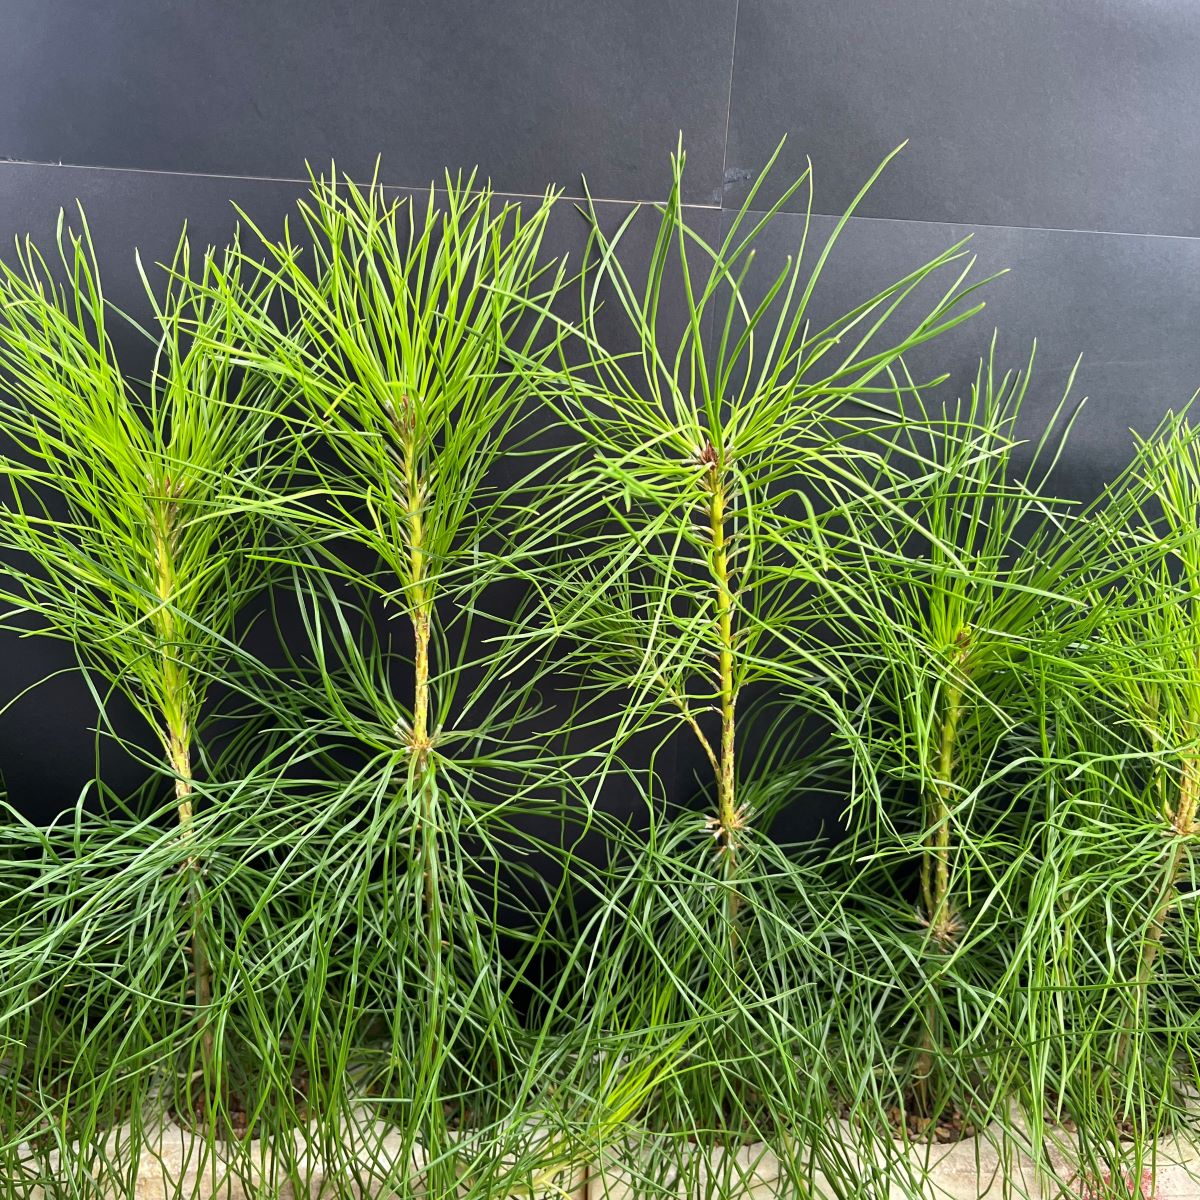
[2, 0, 1199, 823]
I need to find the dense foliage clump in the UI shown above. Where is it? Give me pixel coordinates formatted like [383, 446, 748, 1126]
[0, 148, 1195, 1199]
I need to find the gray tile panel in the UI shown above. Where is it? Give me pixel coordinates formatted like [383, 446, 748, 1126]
[725, 0, 1200, 236]
[0, 0, 737, 205]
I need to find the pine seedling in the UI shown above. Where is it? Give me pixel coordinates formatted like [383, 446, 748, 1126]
[521, 140, 992, 1150]
[1036, 410, 1200, 1126]
[837, 344, 1092, 1123]
[996, 409, 1200, 1193]
[208, 166, 569, 1191]
[0, 214, 280, 1120]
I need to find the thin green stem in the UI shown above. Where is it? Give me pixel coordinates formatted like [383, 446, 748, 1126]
[403, 427, 436, 906]
[398, 425, 450, 1142]
[1119, 751, 1198, 1070]
[1148, 751, 1200, 964]
[925, 679, 964, 944]
[704, 447, 742, 934]
[148, 475, 214, 1080]
[914, 629, 969, 1115]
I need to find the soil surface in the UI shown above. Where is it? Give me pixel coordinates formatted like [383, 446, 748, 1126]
[835, 1095, 978, 1144]
[886, 1103, 978, 1144]
[1043, 1093, 1153, 1143]
[170, 1067, 310, 1142]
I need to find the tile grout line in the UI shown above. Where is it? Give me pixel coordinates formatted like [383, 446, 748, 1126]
[738, 204, 1200, 244]
[717, 0, 742, 212]
[0, 156, 722, 213]
[4, 156, 1199, 244]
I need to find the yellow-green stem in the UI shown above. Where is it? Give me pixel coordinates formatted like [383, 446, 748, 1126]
[152, 494, 213, 1075]
[914, 656, 966, 1116]
[920, 678, 963, 943]
[403, 437, 445, 1120]
[412, 594, 436, 918]
[1148, 755, 1199, 960]
[1120, 753, 1198, 1068]
[405, 441, 436, 894]
[707, 457, 741, 935]
[167, 728, 211, 1060]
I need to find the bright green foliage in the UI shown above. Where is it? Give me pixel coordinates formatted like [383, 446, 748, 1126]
[203, 168, 582, 1194]
[0, 212, 286, 1181]
[511, 141, 999, 1181]
[1016, 410, 1200, 1184]
[0, 149, 1197, 1200]
[0, 215, 276, 778]
[831, 347, 1093, 1122]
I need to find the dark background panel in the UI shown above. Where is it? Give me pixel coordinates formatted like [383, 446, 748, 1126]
[3, 2, 1200, 838]
[0, 161, 721, 824]
[724, 0, 1200, 236]
[703, 205, 1200, 844]
[0, 164, 308, 371]
[719, 207, 1200, 503]
[0, 165, 308, 822]
[0, 0, 736, 205]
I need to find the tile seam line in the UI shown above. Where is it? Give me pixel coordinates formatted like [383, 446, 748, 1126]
[0, 158, 722, 212]
[740, 205, 1200, 244]
[5, 160, 1183, 240]
[717, 0, 742, 210]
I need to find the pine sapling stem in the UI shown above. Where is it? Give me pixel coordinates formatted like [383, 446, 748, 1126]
[411, 582, 437, 918]
[921, 678, 963, 944]
[914, 629, 969, 1116]
[1146, 754, 1199, 969]
[703, 445, 742, 937]
[401, 428, 446, 1117]
[168, 727, 212, 1064]
[151, 479, 214, 1078]
[1119, 751, 1198, 1069]
[404, 432, 436, 894]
